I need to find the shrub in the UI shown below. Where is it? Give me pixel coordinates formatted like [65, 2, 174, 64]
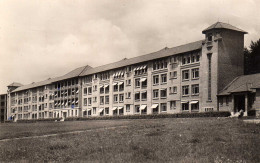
[64, 111, 231, 121]
[16, 118, 62, 123]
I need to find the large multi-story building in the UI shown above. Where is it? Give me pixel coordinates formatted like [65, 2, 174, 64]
[6, 22, 251, 121]
[0, 94, 7, 122]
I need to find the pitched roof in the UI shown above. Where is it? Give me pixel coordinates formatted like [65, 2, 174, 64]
[80, 40, 203, 76]
[7, 82, 23, 87]
[51, 65, 92, 83]
[13, 78, 56, 92]
[202, 22, 247, 34]
[12, 65, 92, 92]
[219, 73, 260, 95]
[11, 40, 202, 93]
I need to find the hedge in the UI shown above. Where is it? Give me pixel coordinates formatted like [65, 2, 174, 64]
[16, 118, 62, 123]
[64, 111, 231, 121]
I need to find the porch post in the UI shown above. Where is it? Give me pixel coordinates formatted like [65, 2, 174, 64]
[231, 94, 235, 115]
[244, 93, 248, 116]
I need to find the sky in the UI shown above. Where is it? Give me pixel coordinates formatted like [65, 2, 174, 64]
[0, 0, 260, 94]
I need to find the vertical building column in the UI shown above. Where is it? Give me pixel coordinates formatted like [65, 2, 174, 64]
[244, 93, 248, 116]
[231, 94, 235, 115]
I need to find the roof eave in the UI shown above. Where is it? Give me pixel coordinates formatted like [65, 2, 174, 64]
[202, 28, 248, 34]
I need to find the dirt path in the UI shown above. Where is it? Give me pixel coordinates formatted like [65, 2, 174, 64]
[0, 125, 128, 142]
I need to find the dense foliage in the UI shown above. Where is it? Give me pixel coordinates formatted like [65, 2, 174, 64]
[244, 39, 260, 74]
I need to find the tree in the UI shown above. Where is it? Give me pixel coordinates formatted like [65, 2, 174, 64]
[244, 39, 260, 75]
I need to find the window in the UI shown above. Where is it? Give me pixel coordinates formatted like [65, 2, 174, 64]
[182, 58, 186, 65]
[105, 96, 109, 104]
[83, 98, 87, 106]
[113, 84, 118, 92]
[170, 71, 177, 79]
[135, 78, 140, 88]
[191, 55, 195, 63]
[153, 60, 167, 70]
[49, 103, 53, 109]
[191, 102, 199, 111]
[93, 97, 97, 103]
[119, 94, 124, 102]
[187, 57, 191, 64]
[127, 66, 132, 72]
[170, 101, 176, 110]
[208, 53, 212, 101]
[182, 85, 189, 96]
[134, 65, 147, 75]
[93, 107, 96, 114]
[196, 54, 200, 62]
[160, 89, 167, 98]
[192, 68, 199, 79]
[126, 104, 130, 112]
[83, 76, 92, 84]
[153, 89, 159, 99]
[100, 72, 110, 80]
[126, 79, 131, 86]
[114, 94, 118, 103]
[207, 33, 213, 42]
[135, 105, 140, 113]
[191, 84, 199, 95]
[169, 86, 177, 94]
[153, 75, 159, 85]
[171, 56, 177, 63]
[105, 107, 109, 115]
[226, 96, 229, 106]
[100, 86, 104, 94]
[100, 96, 104, 105]
[119, 82, 124, 91]
[141, 91, 147, 101]
[161, 103, 167, 112]
[135, 92, 140, 101]
[93, 85, 97, 92]
[141, 78, 147, 88]
[161, 74, 167, 84]
[88, 98, 92, 105]
[105, 85, 109, 93]
[182, 70, 189, 80]
[88, 87, 92, 95]
[126, 92, 131, 99]
[182, 103, 189, 111]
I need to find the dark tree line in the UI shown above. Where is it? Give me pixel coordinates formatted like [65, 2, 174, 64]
[244, 39, 260, 75]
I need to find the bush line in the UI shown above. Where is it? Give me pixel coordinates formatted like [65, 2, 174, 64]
[65, 111, 231, 121]
[16, 118, 62, 123]
[13, 112, 231, 123]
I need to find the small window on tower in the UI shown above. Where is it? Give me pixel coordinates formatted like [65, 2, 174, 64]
[207, 33, 213, 42]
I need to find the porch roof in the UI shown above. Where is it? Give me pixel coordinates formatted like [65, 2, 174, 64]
[219, 73, 260, 95]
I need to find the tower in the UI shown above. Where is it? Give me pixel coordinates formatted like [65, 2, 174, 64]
[200, 22, 247, 110]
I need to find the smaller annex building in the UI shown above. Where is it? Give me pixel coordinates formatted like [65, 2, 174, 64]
[218, 73, 260, 116]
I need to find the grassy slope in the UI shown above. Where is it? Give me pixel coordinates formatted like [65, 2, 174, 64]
[0, 118, 259, 162]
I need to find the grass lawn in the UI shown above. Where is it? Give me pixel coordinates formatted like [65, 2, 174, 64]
[0, 118, 259, 162]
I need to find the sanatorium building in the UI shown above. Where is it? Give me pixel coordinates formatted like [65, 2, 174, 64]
[4, 22, 260, 121]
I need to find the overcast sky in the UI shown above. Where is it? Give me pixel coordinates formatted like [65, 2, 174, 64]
[0, 0, 259, 94]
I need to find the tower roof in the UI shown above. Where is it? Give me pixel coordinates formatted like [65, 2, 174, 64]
[202, 22, 247, 34]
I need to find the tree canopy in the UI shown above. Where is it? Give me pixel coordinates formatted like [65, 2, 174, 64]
[244, 39, 260, 75]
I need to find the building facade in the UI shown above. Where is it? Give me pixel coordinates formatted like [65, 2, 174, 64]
[6, 22, 249, 121]
[0, 94, 7, 122]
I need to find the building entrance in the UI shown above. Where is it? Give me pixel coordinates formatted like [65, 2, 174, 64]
[63, 112, 67, 118]
[234, 95, 245, 113]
